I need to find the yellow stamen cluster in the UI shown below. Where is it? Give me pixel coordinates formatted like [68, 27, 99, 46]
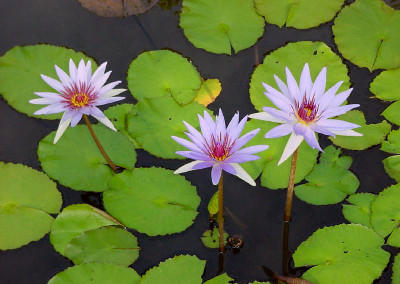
[71, 93, 89, 108]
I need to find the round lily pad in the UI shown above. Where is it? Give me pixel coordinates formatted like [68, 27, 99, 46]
[127, 95, 212, 159]
[382, 101, 400, 126]
[139, 255, 205, 284]
[254, 0, 345, 29]
[127, 50, 201, 105]
[203, 273, 233, 284]
[294, 146, 359, 205]
[293, 224, 390, 284]
[0, 44, 96, 119]
[333, 0, 400, 71]
[38, 124, 136, 192]
[47, 263, 141, 284]
[370, 184, 400, 239]
[370, 68, 400, 101]
[342, 193, 376, 228]
[394, 253, 400, 284]
[388, 228, 400, 247]
[64, 226, 140, 266]
[381, 130, 400, 154]
[0, 162, 62, 250]
[103, 167, 200, 236]
[201, 228, 228, 249]
[179, 0, 264, 55]
[250, 41, 350, 111]
[193, 79, 222, 107]
[240, 119, 318, 189]
[50, 204, 121, 256]
[329, 110, 391, 150]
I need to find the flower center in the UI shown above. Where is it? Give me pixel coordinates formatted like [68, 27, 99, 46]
[71, 93, 89, 108]
[212, 142, 228, 161]
[296, 96, 319, 124]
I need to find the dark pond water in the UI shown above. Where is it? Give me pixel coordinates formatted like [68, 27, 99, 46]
[0, 0, 398, 283]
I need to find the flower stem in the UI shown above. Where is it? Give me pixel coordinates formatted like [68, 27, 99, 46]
[218, 173, 225, 253]
[83, 114, 118, 172]
[284, 148, 299, 222]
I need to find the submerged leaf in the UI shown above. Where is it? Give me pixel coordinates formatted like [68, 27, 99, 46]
[179, 0, 264, 55]
[194, 79, 222, 107]
[103, 167, 200, 236]
[333, 0, 400, 71]
[329, 110, 391, 150]
[201, 228, 228, 249]
[254, 0, 345, 29]
[207, 191, 219, 215]
[293, 224, 390, 284]
[38, 124, 136, 192]
[342, 193, 376, 228]
[47, 263, 141, 284]
[77, 0, 159, 17]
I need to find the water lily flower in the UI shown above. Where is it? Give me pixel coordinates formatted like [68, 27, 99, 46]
[30, 59, 126, 143]
[172, 110, 269, 186]
[249, 63, 361, 165]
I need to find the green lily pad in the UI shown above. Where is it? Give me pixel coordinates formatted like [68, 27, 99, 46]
[103, 167, 200, 236]
[388, 228, 400, 247]
[104, 104, 140, 148]
[38, 124, 136, 192]
[381, 130, 400, 154]
[0, 162, 62, 250]
[342, 193, 376, 228]
[64, 226, 140, 266]
[250, 41, 350, 111]
[127, 95, 212, 159]
[50, 204, 120, 256]
[329, 110, 391, 150]
[47, 263, 141, 284]
[139, 255, 205, 284]
[293, 224, 390, 284]
[0, 44, 96, 119]
[294, 146, 360, 205]
[382, 101, 400, 126]
[203, 273, 233, 284]
[127, 50, 201, 105]
[201, 228, 228, 249]
[254, 0, 345, 29]
[333, 0, 400, 71]
[207, 191, 219, 216]
[370, 184, 400, 240]
[370, 68, 400, 101]
[394, 253, 400, 284]
[240, 119, 318, 190]
[383, 155, 400, 182]
[179, 0, 264, 55]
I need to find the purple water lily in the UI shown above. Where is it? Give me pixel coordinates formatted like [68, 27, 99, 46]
[249, 63, 361, 165]
[172, 110, 269, 186]
[29, 59, 126, 143]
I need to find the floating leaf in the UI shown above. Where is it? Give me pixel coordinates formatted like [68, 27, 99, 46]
[207, 191, 219, 215]
[203, 273, 233, 284]
[104, 104, 140, 148]
[383, 155, 400, 182]
[127, 50, 201, 105]
[194, 79, 222, 107]
[388, 228, 400, 247]
[64, 226, 140, 266]
[201, 228, 228, 249]
[381, 130, 400, 154]
[47, 263, 141, 284]
[0, 162, 62, 250]
[77, 0, 158, 17]
[139, 255, 205, 284]
[179, 0, 264, 55]
[240, 119, 318, 189]
[370, 68, 400, 101]
[342, 193, 376, 228]
[394, 253, 400, 284]
[382, 101, 400, 126]
[333, 0, 400, 71]
[329, 110, 391, 150]
[254, 0, 345, 29]
[50, 204, 120, 256]
[295, 146, 359, 205]
[38, 124, 136, 192]
[250, 41, 350, 111]
[293, 224, 390, 284]
[104, 167, 200, 236]
[370, 184, 400, 242]
[127, 96, 212, 159]
[0, 45, 96, 119]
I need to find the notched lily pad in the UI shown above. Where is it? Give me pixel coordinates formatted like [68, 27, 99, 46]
[293, 224, 390, 284]
[0, 162, 62, 250]
[127, 50, 201, 105]
[47, 263, 141, 284]
[254, 0, 345, 29]
[382, 101, 400, 126]
[77, 0, 159, 17]
[329, 110, 391, 150]
[194, 79, 222, 107]
[38, 124, 136, 192]
[50, 204, 121, 256]
[179, 0, 265, 55]
[294, 146, 360, 205]
[394, 253, 400, 284]
[64, 226, 140, 266]
[370, 68, 400, 101]
[342, 193, 376, 228]
[0, 44, 96, 119]
[103, 167, 200, 236]
[250, 41, 350, 111]
[201, 228, 228, 249]
[203, 273, 233, 284]
[333, 0, 400, 70]
[381, 129, 400, 154]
